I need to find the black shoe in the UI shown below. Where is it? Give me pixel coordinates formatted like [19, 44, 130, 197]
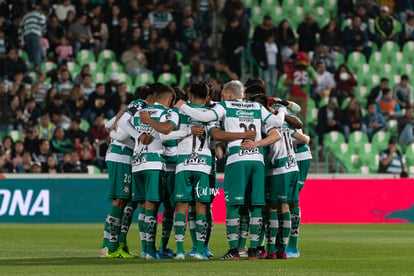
[248, 247, 257, 260]
[221, 248, 240, 260]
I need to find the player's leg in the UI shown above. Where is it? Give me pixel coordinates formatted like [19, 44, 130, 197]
[193, 172, 211, 260]
[247, 162, 265, 260]
[257, 182, 271, 259]
[101, 161, 131, 258]
[204, 203, 213, 257]
[173, 171, 192, 259]
[238, 205, 249, 257]
[159, 169, 175, 258]
[186, 202, 197, 257]
[265, 174, 281, 259]
[221, 163, 247, 260]
[118, 201, 138, 256]
[132, 170, 146, 257]
[288, 161, 309, 257]
[144, 170, 162, 259]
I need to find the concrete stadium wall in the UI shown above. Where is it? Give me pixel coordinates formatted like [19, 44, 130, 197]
[0, 174, 413, 223]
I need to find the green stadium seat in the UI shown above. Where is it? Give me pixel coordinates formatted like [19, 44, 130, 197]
[135, 73, 155, 87]
[387, 119, 398, 136]
[87, 165, 102, 174]
[348, 131, 369, 152]
[243, 0, 259, 8]
[40, 61, 57, 73]
[67, 61, 80, 75]
[97, 50, 117, 68]
[76, 50, 95, 65]
[341, 18, 351, 31]
[323, 0, 338, 15]
[105, 62, 124, 74]
[335, 52, 345, 68]
[175, 50, 183, 63]
[92, 72, 107, 84]
[324, 131, 346, 151]
[269, 6, 285, 25]
[355, 85, 369, 106]
[276, 74, 288, 98]
[380, 41, 400, 61]
[371, 130, 390, 151]
[88, 62, 101, 74]
[402, 41, 414, 63]
[179, 65, 191, 88]
[157, 73, 177, 85]
[359, 143, 374, 164]
[8, 130, 22, 142]
[347, 52, 367, 73]
[261, 0, 280, 15]
[250, 6, 264, 25]
[368, 153, 380, 173]
[116, 72, 133, 87]
[368, 52, 384, 73]
[379, 64, 396, 79]
[404, 143, 414, 167]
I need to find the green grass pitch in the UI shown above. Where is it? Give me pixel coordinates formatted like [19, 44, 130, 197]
[0, 224, 413, 275]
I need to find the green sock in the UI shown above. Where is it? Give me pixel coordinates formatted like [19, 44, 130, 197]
[258, 209, 268, 248]
[102, 205, 122, 253]
[195, 214, 208, 254]
[288, 207, 301, 250]
[188, 204, 196, 248]
[278, 212, 291, 253]
[267, 211, 279, 253]
[160, 209, 173, 250]
[226, 205, 240, 250]
[174, 212, 187, 255]
[145, 209, 157, 255]
[119, 201, 136, 245]
[238, 206, 249, 249]
[249, 207, 262, 249]
[205, 205, 213, 247]
[137, 205, 146, 252]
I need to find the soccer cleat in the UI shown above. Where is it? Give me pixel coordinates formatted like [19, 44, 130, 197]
[186, 246, 196, 257]
[145, 251, 158, 260]
[100, 247, 120, 259]
[238, 247, 248, 258]
[277, 251, 288, 260]
[256, 246, 265, 255]
[257, 250, 268, 259]
[118, 248, 136, 259]
[247, 247, 257, 260]
[194, 252, 209, 260]
[286, 248, 300, 258]
[140, 250, 147, 259]
[119, 242, 130, 253]
[221, 248, 240, 260]
[158, 248, 175, 259]
[175, 253, 185, 260]
[204, 246, 214, 258]
[265, 252, 277, 259]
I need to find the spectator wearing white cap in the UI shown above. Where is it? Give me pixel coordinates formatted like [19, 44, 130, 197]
[374, 6, 399, 44]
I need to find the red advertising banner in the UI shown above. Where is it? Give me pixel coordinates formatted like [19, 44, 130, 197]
[211, 178, 414, 223]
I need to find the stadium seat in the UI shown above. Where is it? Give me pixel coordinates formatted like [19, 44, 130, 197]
[261, 0, 279, 12]
[76, 50, 96, 65]
[175, 50, 183, 63]
[87, 165, 102, 174]
[242, 0, 259, 8]
[97, 50, 117, 68]
[105, 62, 125, 74]
[307, 98, 317, 126]
[88, 62, 100, 74]
[92, 72, 107, 84]
[250, 6, 264, 25]
[135, 73, 155, 87]
[379, 64, 396, 79]
[335, 52, 345, 68]
[270, 6, 284, 25]
[157, 73, 177, 85]
[355, 85, 369, 106]
[368, 52, 384, 73]
[404, 144, 414, 167]
[380, 41, 400, 61]
[387, 119, 398, 136]
[179, 65, 191, 88]
[276, 74, 288, 98]
[402, 41, 414, 63]
[67, 61, 80, 75]
[348, 131, 369, 152]
[8, 130, 22, 142]
[324, 131, 346, 151]
[347, 52, 367, 73]
[40, 61, 57, 73]
[323, 0, 338, 15]
[115, 72, 133, 87]
[341, 18, 351, 31]
[371, 130, 390, 151]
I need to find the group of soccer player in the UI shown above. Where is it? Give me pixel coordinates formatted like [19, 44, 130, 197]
[100, 76, 312, 261]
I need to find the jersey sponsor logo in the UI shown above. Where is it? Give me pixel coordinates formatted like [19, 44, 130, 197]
[236, 110, 255, 119]
[239, 148, 260, 156]
[230, 102, 255, 108]
[286, 154, 297, 169]
[184, 153, 207, 166]
[133, 155, 147, 166]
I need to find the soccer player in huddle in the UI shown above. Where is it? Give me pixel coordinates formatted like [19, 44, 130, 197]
[176, 80, 287, 260]
[100, 85, 153, 259]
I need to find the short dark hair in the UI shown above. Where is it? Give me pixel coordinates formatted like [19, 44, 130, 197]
[190, 82, 209, 99]
[401, 74, 409, 81]
[380, 77, 389, 83]
[134, 85, 151, 100]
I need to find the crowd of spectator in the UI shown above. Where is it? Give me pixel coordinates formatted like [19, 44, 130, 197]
[1, 0, 414, 174]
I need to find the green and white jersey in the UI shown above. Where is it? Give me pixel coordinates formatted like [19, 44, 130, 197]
[379, 150, 405, 174]
[210, 100, 274, 165]
[105, 140, 134, 165]
[293, 129, 312, 161]
[267, 125, 299, 176]
[163, 107, 179, 172]
[176, 103, 212, 175]
[132, 103, 179, 172]
[126, 98, 147, 117]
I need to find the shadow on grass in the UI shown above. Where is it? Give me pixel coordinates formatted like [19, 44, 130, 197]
[0, 257, 227, 266]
